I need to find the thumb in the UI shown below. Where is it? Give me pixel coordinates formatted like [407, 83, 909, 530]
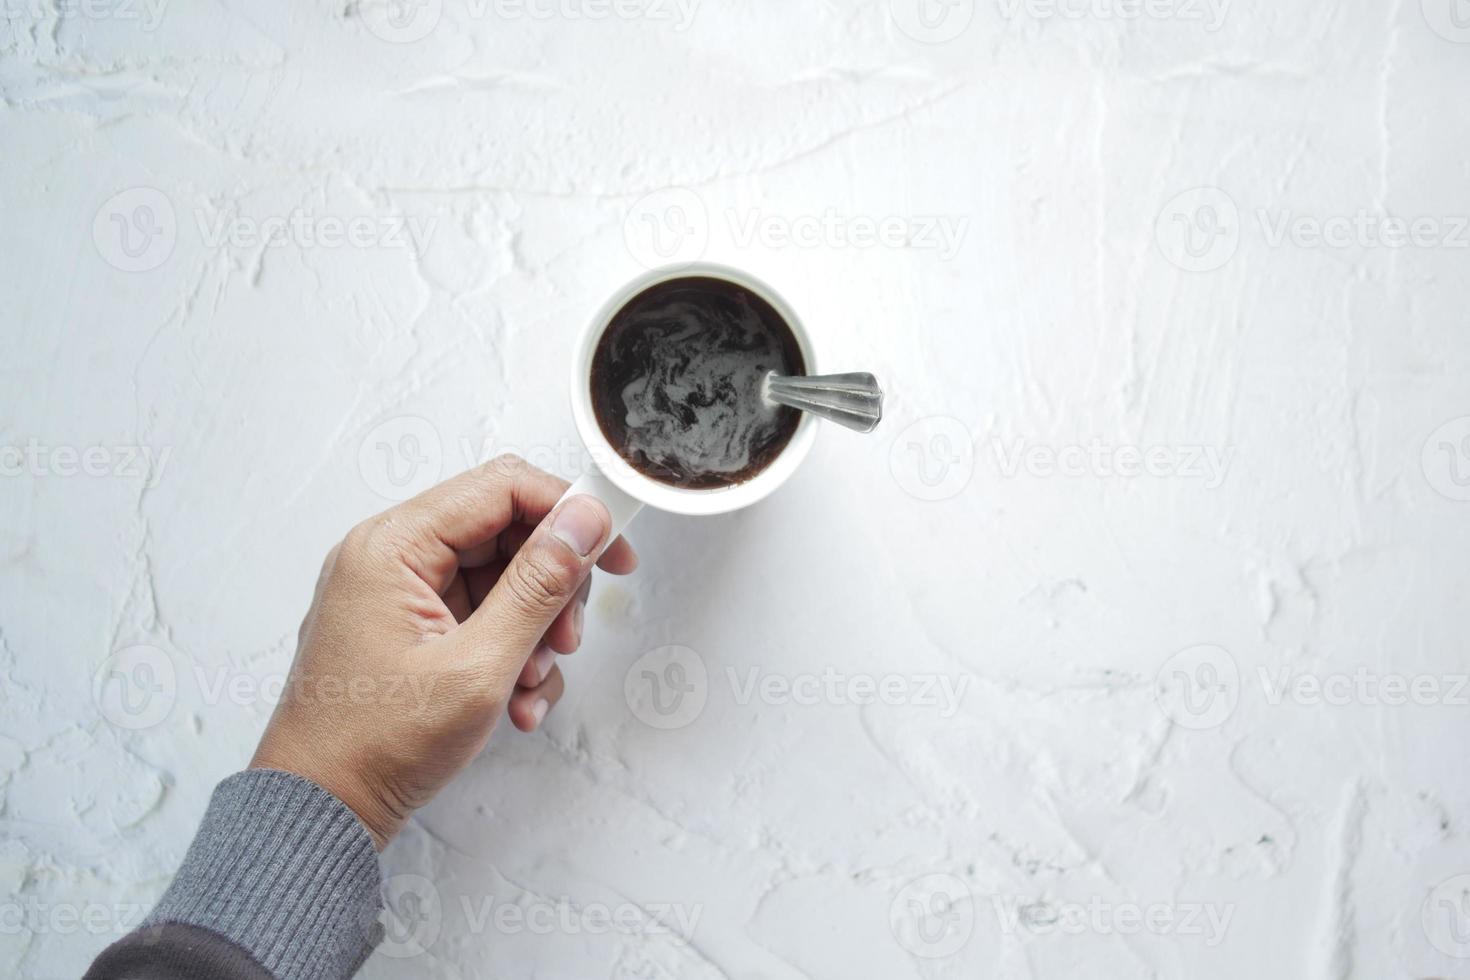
[451, 494, 610, 676]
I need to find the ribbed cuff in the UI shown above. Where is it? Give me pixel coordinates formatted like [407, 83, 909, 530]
[144, 769, 384, 980]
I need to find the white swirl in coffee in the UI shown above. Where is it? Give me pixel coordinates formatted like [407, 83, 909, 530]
[590, 277, 805, 489]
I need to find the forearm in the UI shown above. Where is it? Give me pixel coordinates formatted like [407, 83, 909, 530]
[84, 769, 383, 980]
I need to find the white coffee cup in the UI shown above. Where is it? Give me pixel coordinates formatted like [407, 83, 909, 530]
[557, 262, 819, 541]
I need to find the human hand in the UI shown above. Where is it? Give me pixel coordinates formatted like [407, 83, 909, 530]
[249, 455, 637, 849]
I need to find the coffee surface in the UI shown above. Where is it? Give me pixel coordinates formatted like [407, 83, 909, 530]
[590, 277, 806, 489]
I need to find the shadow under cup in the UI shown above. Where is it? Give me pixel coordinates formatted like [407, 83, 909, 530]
[588, 272, 809, 492]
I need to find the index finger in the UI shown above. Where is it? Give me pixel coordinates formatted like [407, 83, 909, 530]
[388, 455, 637, 591]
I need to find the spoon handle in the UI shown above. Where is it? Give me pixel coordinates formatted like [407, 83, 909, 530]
[765, 372, 884, 433]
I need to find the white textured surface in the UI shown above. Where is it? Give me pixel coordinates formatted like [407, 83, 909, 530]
[4, 1, 1470, 977]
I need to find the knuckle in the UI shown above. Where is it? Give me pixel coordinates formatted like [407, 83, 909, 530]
[342, 516, 402, 567]
[486, 452, 527, 479]
[505, 549, 576, 614]
[338, 528, 370, 573]
[341, 522, 370, 553]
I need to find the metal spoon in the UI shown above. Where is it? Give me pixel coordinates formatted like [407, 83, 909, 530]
[762, 371, 884, 433]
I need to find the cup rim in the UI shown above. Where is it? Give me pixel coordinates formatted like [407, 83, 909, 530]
[568, 262, 819, 516]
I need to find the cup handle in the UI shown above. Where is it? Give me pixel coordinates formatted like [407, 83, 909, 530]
[557, 463, 644, 546]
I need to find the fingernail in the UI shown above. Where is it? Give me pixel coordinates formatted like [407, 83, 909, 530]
[531, 699, 549, 726]
[550, 496, 607, 558]
[530, 643, 556, 684]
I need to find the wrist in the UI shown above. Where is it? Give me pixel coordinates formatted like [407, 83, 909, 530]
[248, 744, 401, 851]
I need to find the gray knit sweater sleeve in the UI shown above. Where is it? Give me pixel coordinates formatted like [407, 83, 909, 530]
[84, 769, 384, 980]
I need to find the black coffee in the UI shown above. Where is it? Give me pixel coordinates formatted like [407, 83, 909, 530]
[590, 276, 806, 489]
